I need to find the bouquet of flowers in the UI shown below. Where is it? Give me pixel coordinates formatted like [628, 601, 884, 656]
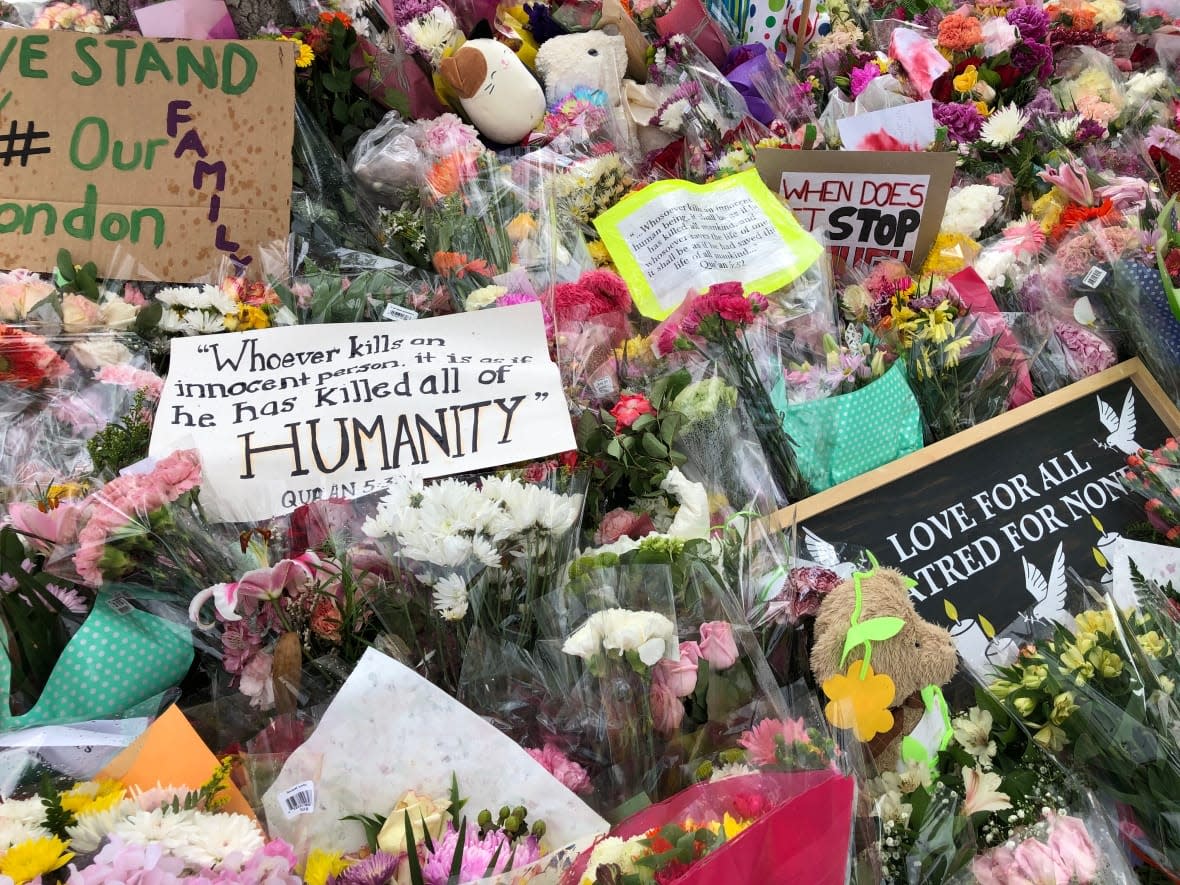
[984, 588, 1180, 877]
[1120, 438, 1180, 545]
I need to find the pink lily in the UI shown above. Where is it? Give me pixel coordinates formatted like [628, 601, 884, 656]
[6, 501, 81, 554]
[1038, 161, 1094, 206]
[189, 581, 243, 628]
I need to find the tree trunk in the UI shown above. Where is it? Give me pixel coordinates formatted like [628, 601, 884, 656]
[96, 0, 296, 36]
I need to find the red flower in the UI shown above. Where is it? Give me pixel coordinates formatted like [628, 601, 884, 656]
[318, 10, 352, 27]
[1165, 249, 1180, 282]
[730, 791, 770, 820]
[288, 498, 360, 552]
[0, 325, 71, 389]
[610, 393, 655, 430]
[594, 508, 656, 545]
[310, 595, 344, 642]
[558, 450, 579, 468]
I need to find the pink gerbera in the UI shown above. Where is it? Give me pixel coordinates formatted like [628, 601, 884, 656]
[738, 718, 812, 766]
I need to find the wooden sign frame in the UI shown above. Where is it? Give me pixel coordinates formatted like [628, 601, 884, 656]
[770, 359, 1180, 530]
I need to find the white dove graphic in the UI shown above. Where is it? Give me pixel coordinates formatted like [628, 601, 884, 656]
[1021, 541, 1070, 627]
[802, 527, 855, 579]
[1096, 388, 1140, 455]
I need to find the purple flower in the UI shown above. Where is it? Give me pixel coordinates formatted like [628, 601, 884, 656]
[1010, 41, 1053, 78]
[524, 2, 567, 42]
[913, 7, 945, 29]
[849, 62, 882, 98]
[421, 825, 541, 884]
[1025, 88, 1062, 117]
[1075, 119, 1108, 143]
[1056, 322, 1117, 380]
[1006, 6, 1049, 41]
[933, 101, 984, 143]
[331, 852, 400, 885]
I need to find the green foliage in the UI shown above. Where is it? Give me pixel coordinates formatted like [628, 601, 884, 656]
[163, 756, 234, 814]
[87, 389, 154, 476]
[343, 812, 388, 853]
[54, 249, 100, 301]
[575, 371, 691, 519]
[39, 777, 76, 840]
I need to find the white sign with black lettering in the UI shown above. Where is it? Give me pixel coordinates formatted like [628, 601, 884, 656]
[149, 303, 575, 522]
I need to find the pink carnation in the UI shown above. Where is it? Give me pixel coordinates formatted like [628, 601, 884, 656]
[526, 742, 593, 794]
[95, 364, 165, 400]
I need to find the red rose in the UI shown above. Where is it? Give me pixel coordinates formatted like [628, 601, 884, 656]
[610, 393, 655, 430]
[288, 498, 360, 553]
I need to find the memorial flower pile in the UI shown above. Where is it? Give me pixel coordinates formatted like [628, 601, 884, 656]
[9, 0, 1180, 880]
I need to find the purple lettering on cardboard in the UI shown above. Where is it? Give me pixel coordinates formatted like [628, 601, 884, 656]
[193, 160, 227, 192]
[166, 99, 193, 137]
[215, 225, 240, 253]
[174, 129, 208, 159]
[207, 194, 221, 223]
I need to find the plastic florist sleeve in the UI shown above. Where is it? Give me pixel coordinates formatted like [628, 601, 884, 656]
[559, 769, 855, 885]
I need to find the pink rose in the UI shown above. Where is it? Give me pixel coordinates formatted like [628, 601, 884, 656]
[609, 393, 655, 430]
[593, 508, 656, 545]
[525, 743, 592, 794]
[1047, 814, 1100, 882]
[653, 641, 700, 698]
[650, 679, 685, 735]
[698, 621, 739, 670]
[981, 17, 1018, 54]
[971, 845, 1016, 885]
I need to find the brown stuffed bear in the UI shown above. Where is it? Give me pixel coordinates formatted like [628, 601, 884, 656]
[811, 562, 958, 771]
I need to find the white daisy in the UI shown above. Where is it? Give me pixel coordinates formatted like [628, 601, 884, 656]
[154, 286, 202, 307]
[0, 796, 48, 827]
[980, 106, 1029, 147]
[0, 818, 50, 851]
[112, 808, 204, 859]
[432, 572, 468, 621]
[183, 311, 227, 336]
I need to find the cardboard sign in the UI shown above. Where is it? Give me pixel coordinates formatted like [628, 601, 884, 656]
[594, 169, 822, 320]
[755, 149, 955, 275]
[0, 32, 294, 281]
[769, 361, 1180, 672]
[148, 303, 576, 522]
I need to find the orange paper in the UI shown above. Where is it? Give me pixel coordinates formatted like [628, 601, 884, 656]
[101, 705, 254, 818]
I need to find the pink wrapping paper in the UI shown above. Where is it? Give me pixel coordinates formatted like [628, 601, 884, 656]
[563, 770, 856, 884]
[950, 267, 1035, 409]
[656, 0, 732, 69]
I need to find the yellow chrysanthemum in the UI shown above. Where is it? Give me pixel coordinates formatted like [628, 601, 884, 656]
[921, 232, 979, 277]
[0, 836, 73, 883]
[61, 779, 125, 816]
[615, 334, 654, 364]
[506, 213, 538, 242]
[303, 849, 350, 885]
[722, 812, 754, 839]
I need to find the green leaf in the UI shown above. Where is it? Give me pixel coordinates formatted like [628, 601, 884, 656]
[448, 773, 467, 828]
[55, 249, 74, 282]
[841, 615, 905, 664]
[630, 413, 655, 433]
[134, 300, 163, 335]
[605, 438, 622, 459]
[481, 843, 504, 879]
[447, 817, 467, 885]
[404, 811, 425, 885]
[641, 434, 668, 459]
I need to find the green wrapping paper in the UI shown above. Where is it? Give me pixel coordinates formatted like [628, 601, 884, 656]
[772, 362, 923, 492]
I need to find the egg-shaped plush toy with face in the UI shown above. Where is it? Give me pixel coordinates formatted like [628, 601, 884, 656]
[439, 38, 546, 145]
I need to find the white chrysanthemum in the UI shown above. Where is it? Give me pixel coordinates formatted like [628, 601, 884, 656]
[272, 305, 297, 327]
[112, 808, 205, 858]
[157, 307, 187, 333]
[941, 185, 1003, 239]
[154, 286, 203, 307]
[1050, 115, 1082, 142]
[0, 797, 48, 827]
[403, 7, 458, 63]
[974, 248, 1017, 290]
[183, 311, 227, 336]
[658, 98, 690, 133]
[432, 572, 469, 621]
[0, 818, 51, 851]
[181, 812, 266, 871]
[470, 535, 501, 569]
[1126, 70, 1167, 106]
[980, 106, 1029, 147]
[584, 836, 647, 878]
[68, 799, 138, 852]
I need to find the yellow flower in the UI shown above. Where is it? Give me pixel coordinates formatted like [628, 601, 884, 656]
[1013, 696, 1036, 717]
[1021, 664, 1049, 691]
[1034, 723, 1068, 752]
[506, 213, 538, 242]
[874, 58, 891, 74]
[303, 850, 350, 885]
[722, 812, 754, 839]
[615, 334, 655, 365]
[1049, 691, 1078, 725]
[1088, 648, 1123, 679]
[953, 65, 979, 94]
[1075, 610, 1114, 637]
[921, 232, 979, 276]
[989, 679, 1017, 700]
[278, 36, 314, 68]
[587, 239, 613, 268]
[822, 661, 897, 741]
[942, 335, 971, 367]
[1074, 632, 1098, 655]
[1139, 630, 1167, 658]
[1059, 644, 1095, 681]
[224, 305, 270, 332]
[1031, 189, 1067, 233]
[0, 836, 73, 883]
[61, 779, 125, 816]
[975, 101, 991, 117]
[1160, 675, 1175, 695]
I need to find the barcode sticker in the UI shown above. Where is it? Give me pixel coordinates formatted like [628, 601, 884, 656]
[107, 596, 133, 615]
[279, 781, 315, 818]
[382, 304, 419, 322]
[591, 377, 616, 397]
[1082, 266, 1107, 288]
